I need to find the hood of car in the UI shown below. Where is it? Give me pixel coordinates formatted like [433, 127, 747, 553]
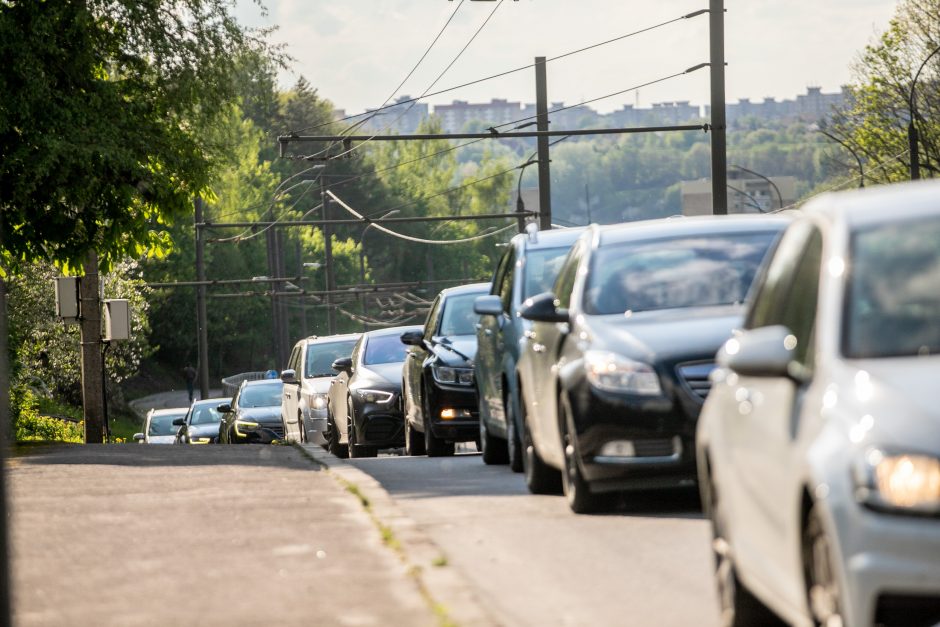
[235, 407, 282, 424]
[147, 435, 177, 444]
[585, 305, 744, 364]
[358, 362, 405, 386]
[429, 336, 477, 367]
[188, 423, 221, 438]
[832, 355, 940, 450]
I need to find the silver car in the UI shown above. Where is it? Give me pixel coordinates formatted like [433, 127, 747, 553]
[134, 407, 188, 444]
[697, 180, 940, 627]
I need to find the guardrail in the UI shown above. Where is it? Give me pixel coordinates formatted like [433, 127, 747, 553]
[220, 371, 272, 398]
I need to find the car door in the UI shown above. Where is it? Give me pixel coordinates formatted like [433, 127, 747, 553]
[723, 220, 823, 605]
[221, 385, 242, 443]
[282, 344, 302, 438]
[477, 247, 515, 430]
[329, 340, 359, 443]
[405, 296, 440, 432]
[527, 240, 585, 469]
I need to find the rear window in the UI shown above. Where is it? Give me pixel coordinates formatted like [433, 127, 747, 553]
[583, 232, 778, 315]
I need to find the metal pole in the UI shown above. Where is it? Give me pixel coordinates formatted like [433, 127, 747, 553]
[535, 56, 553, 231]
[0, 273, 10, 627]
[321, 177, 337, 334]
[709, 0, 728, 215]
[194, 198, 210, 400]
[275, 228, 290, 365]
[79, 250, 104, 443]
[265, 226, 281, 366]
[296, 238, 307, 338]
[909, 121, 921, 181]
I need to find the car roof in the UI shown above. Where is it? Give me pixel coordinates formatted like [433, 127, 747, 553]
[149, 407, 188, 417]
[191, 398, 227, 406]
[438, 282, 491, 298]
[513, 226, 587, 251]
[301, 333, 362, 345]
[593, 214, 790, 248]
[801, 179, 940, 230]
[243, 378, 283, 388]
[363, 324, 422, 339]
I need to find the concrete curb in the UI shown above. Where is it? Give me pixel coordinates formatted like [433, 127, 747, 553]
[300, 444, 503, 627]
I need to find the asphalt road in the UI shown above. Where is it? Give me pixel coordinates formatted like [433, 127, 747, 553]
[347, 451, 721, 627]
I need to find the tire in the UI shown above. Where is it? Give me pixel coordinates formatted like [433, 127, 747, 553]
[559, 394, 611, 514]
[480, 414, 509, 465]
[804, 504, 844, 627]
[326, 408, 348, 459]
[505, 391, 523, 473]
[405, 418, 426, 456]
[423, 386, 454, 457]
[298, 413, 307, 444]
[348, 407, 377, 459]
[706, 461, 784, 627]
[520, 390, 562, 495]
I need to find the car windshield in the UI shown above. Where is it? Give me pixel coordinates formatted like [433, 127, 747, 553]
[363, 334, 409, 365]
[844, 216, 940, 358]
[583, 232, 778, 315]
[524, 247, 570, 299]
[190, 404, 222, 425]
[438, 293, 482, 336]
[238, 383, 283, 408]
[148, 412, 184, 436]
[306, 340, 358, 377]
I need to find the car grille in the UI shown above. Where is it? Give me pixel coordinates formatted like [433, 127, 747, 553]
[362, 416, 404, 443]
[633, 438, 678, 458]
[266, 425, 285, 440]
[676, 362, 715, 400]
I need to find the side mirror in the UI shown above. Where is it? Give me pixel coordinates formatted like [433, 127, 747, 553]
[718, 325, 799, 380]
[133, 433, 145, 442]
[520, 292, 569, 324]
[473, 295, 503, 317]
[217, 403, 232, 413]
[400, 330, 425, 347]
[172, 418, 185, 426]
[331, 357, 353, 373]
[280, 369, 299, 384]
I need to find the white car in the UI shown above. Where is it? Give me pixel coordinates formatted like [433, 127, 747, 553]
[134, 407, 189, 444]
[280, 333, 361, 445]
[697, 180, 940, 627]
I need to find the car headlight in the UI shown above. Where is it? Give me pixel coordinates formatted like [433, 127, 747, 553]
[431, 365, 474, 386]
[234, 419, 260, 437]
[854, 448, 940, 515]
[356, 389, 394, 404]
[584, 351, 662, 396]
[310, 394, 327, 410]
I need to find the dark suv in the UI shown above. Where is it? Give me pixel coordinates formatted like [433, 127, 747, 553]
[474, 225, 584, 471]
[400, 282, 490, 457]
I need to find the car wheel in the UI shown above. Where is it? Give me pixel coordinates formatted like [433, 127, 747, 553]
[405, 419, 426, 456]
[423, 385, 454, 457]
[505, 392, 523, 473]
[480, 414, 509, 465]
[804, 504, 844, 627]
[348, 407, 377, 459]
[559, 393, 611, 514]
[520, 390, 562, 495]
[298, 413, 307, 444]
[326, 408, 348, 459]
[705, 463, 783, 627]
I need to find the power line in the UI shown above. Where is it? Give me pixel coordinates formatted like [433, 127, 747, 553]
[286, 9, 710, 136]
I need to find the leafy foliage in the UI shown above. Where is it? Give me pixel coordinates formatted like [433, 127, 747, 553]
[11, 386, 83, 443]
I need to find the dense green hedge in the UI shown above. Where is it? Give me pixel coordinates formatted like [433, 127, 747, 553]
[11, 386, 83, 443]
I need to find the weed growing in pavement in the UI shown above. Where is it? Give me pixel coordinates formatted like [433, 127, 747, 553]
[431, 555, 448, 567]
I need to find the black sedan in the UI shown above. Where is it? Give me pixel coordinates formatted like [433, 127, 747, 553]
[401, 282, 490, 457]
[519, 215, 788, 512]
[218, 379, 285, 444]
[174, 398, 227, 444]
[325, 325, 421, 458]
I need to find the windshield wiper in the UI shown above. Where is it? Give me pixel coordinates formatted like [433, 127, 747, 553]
[431, 336, 472, 362]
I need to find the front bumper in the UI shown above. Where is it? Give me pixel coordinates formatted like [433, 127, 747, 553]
[232, 423, 284, 444]
[567, 383, 698, 492]
[427, 382, 479, 442]
[304, 407, 329, 445]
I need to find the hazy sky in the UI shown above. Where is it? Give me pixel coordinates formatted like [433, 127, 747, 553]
[237, 0, 900, 115]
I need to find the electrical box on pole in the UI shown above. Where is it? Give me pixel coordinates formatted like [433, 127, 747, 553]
[54, 277, 80, 323]
[103, 299, 130, 341]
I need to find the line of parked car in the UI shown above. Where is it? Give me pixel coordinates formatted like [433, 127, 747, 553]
[136, 180, 940, 627]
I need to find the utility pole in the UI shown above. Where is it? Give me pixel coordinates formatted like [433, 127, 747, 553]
[275, 228, 290, 363]
[265, 225, 281, 366]
[194, 198, 210, 400]
[79, 251, 104, 443]
[535, 56, 553, 231]
[296, 238, 307, 338]
[321, 177, 337, 335]
[709, 0, 728, 215]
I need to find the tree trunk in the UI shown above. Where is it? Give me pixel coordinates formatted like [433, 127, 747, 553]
[80, 251, 104, 443]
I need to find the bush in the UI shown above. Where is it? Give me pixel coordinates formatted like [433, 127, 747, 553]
[11, 386, 83, 443]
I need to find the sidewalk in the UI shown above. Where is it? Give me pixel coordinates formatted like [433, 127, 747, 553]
[8, 444, 439, 627]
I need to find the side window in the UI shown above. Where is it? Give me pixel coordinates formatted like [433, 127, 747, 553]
[747, 221, 813, 330]
[499, 249, 516, 312]
[287, 346, 300, 373]
[778, 228, 822, 367]
[554, 240, 584, 309]
[424, 296, 442, 338]
[351, 338, 363, 367]
[491, 248, 512, 296]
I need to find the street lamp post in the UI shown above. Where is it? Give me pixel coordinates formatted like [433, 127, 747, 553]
[908, 44, 940, 180]
[731, 164, 783, 209]
[818, 129, 865, 187]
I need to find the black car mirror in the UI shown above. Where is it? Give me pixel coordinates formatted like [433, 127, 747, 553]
[400, 330, 425, 346]
[331, 356, 353, 373]
[718, 325, 801, 380]
[520, 292, 569, 324]
[172, 418, 185, 426]
[217, 403, 232, 413]
[280, 369, 299, 384]
[473, 295, 503, 317]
